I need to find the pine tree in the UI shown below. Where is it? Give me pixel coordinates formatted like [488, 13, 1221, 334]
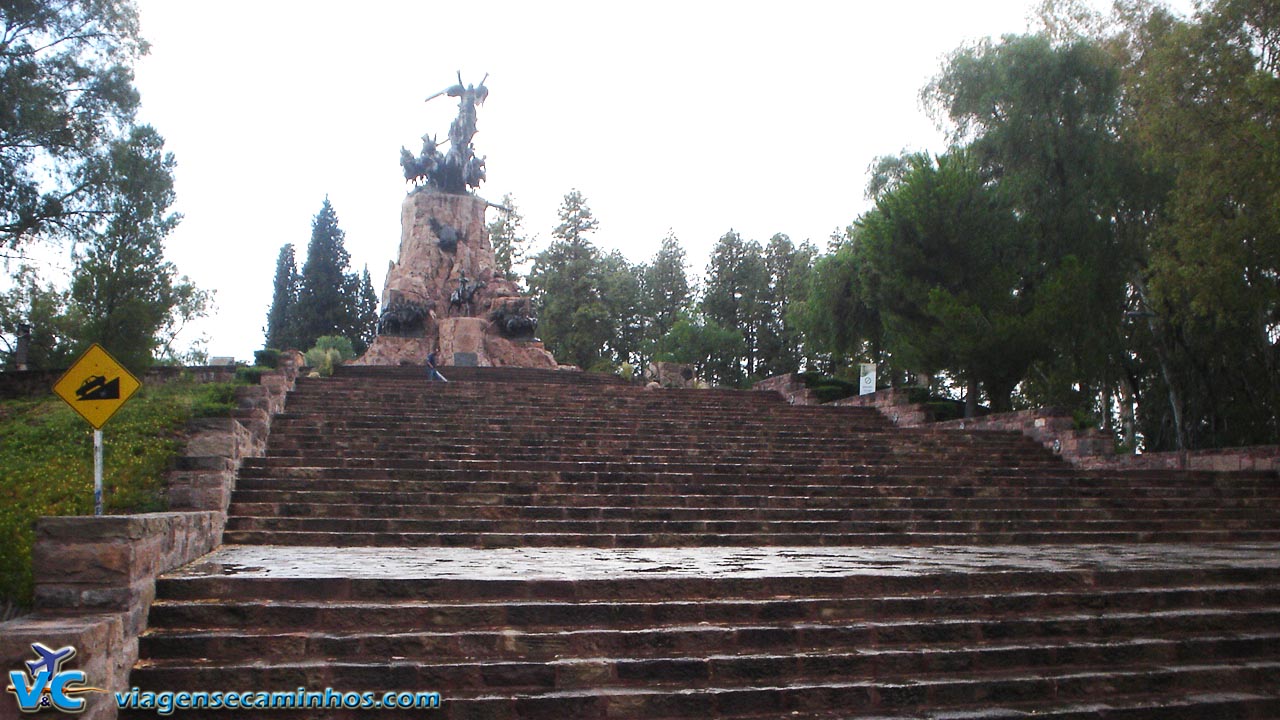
[700, 230, 769, 381]
[293, 197, 356, 350]
[265, 244, 299, 349]
[642, 232, 691, 341]
[758, 233, 816, 377]
[527, 190, 610, 369]
[488, 193, 529, 281]
[354, 266, 380, 354]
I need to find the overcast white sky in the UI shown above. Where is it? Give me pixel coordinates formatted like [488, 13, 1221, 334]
[122, 0, 1171, 361]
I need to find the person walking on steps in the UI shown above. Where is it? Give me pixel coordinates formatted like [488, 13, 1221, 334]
[426, 350, 448, 382]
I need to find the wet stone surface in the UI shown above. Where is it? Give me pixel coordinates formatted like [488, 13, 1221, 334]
[171, 543, 1280, 581]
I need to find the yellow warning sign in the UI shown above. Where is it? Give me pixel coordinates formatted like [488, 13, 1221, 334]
[53, 344, 142, 429]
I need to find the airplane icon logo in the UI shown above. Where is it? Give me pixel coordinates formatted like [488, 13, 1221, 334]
[25, 643, 76, 679]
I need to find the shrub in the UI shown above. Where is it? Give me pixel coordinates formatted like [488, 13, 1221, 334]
[253, 348, 282, 368]
[311, 336, 356, 360]
[304, 336, 356, 378]
[235, 366, 269, 385]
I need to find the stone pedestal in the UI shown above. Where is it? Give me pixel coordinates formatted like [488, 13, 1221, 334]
[439, 317, 485, 365]
[354, 190, 557, 369]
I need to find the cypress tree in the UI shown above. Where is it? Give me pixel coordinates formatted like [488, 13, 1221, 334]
[293, 197, 355, 350]
[264, 243, 299, 349]
[354, 266, 380, 354]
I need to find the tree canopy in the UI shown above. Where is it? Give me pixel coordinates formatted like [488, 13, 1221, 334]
[1, 0, 208, 370]
[1, 0, 148, 250]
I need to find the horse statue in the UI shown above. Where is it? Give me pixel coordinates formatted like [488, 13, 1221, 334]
[448, 276, 486, 316]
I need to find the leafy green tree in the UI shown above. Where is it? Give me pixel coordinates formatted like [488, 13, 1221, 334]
[927, 32, 1137, 411]
[1, 0, 148, 250]
[1117, 0, 1280, 448]
[700, 230, 769, 380]
[797, 231, 884, 375]
[293, 197, 357, 350]
[488, 193, 529, 282]
[654, 314, 748, 387]
[265, 244, 299, 349]
[857, 151, 1032, 412]
[0, 266, 80, 370]
[69, 125, 206, 373]
[527, 190, 611, 369]
[599, 250, 644, 368]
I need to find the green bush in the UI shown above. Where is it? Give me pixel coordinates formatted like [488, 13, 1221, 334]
[304, 336, 356, 377]
[253, 348, 282, 368]
[926, 400, 965, 422]
[235, 365, 269, 385]
[311, 336, 356, 360]
[906, 387, 932, 404]
[800, 373, 859, 403]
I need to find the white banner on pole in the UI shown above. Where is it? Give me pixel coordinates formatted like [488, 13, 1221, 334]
[859, 363, 877, 395]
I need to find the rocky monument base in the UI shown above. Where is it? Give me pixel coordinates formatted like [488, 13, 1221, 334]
[353, 190, 557, 369]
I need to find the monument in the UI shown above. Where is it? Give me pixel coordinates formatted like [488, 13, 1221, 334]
[354, 74, 557, 369]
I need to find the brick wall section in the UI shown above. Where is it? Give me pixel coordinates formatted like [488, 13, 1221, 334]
[0, 355, 300, 720]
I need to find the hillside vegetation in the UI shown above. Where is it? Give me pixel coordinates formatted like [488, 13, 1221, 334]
[0, 378, 240, 615]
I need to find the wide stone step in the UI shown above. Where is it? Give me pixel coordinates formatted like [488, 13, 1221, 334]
[226, 488, 1280, 512]
[232, 461, 1274, 490]
[135, 631, 1280, 692]
[230, 463, 1113, 482]
[226, 501, 1277, 522]
[143, 582, 1280, 631]
[222, 515, 1276, 536]
[118, 661, 1280, 719]
[249, 455, 1062, 473]
[227, 475, 1278, 500]
[219, 528, 1280, 547]
[140, 605, 1280, 662]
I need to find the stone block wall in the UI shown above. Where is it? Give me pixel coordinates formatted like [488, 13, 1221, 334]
[932, 408, 1115, 460]
[0, 365, 240, 400]
[1078, 445, 1280, 473]
[753, 374, 820, 405]
[0, 358, 299, 719]
[757, 373, 1278, 474]
[830, 388, 935, 426]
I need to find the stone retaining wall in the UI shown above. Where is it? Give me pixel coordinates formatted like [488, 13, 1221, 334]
[931, 408, 1115, 460]
[829, 388, 936, 426]
[753, 374, 820, 405]
[0, 356, 299, 720]
[758, 373, 1279, 474]
[0, 365, 241, 400]
[1079, 445, 1280, 473]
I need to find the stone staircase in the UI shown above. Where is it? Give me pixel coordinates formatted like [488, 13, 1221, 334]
[126, 366, 1280, 718]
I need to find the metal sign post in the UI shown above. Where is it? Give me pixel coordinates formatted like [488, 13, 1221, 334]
[94, 430, 104, 516]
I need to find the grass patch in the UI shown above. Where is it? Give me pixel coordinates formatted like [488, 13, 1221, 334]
[0, 377, 242, 611]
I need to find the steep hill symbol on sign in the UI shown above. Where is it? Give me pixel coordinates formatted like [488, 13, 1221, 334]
[75, 375, 120, 401]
